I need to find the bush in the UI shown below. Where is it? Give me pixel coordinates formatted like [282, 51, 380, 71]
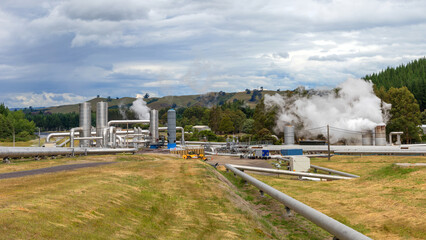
[198, 130, 217, 141]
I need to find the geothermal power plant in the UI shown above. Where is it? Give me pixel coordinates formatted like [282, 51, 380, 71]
[1, 100, 425, 163]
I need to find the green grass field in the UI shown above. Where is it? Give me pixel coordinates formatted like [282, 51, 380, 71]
[220, 155, 426, 240]
[0, 154, 326, 240]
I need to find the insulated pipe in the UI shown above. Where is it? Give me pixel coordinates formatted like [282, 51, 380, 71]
[47, 130, 136, 143]
[225, 164, 371, 240]
[74, 137, 103, 141]
[108, 126, 116, 148]
[0, 147, 137, 159]
[108, 120, 149, 127]
[58, 138, 70, 147]
[158, 126, 185, 145]
[310, 165, 359, 178]
[46, 132, 78, 143]
[70, 127, 83, 148]
[230, 164, 353, 180]
[176, 127, 185, 145]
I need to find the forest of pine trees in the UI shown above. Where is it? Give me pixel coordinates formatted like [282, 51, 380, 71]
[364, 58, 426, 110]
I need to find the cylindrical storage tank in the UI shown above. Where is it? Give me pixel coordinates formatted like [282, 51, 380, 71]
[79, 102, 92, 147]
[167, 109, 176, 149]
[149, 109, 158, 145]
[96, 102, 108, 147]
[375, 124, 386, 146]
[362, 130, 373, 146]
[284, 125, 295, 145]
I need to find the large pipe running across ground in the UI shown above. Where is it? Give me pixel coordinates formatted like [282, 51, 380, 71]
[47, 130, 140, 143]
[1, 147, 137, 162]
[230, 164, 354, 180]
[225, 164, 371, 240]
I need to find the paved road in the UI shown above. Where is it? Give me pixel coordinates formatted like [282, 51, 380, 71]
[0, 162, 115, 180]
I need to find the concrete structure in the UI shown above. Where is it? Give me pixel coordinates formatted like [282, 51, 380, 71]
[288, 156, 311, 172]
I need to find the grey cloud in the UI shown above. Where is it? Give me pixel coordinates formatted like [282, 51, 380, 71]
[61, 0, 149, 21]
[1, 0, 426, 107]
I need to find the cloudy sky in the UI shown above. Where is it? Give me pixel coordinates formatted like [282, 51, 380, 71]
[1, 0, 426, 108]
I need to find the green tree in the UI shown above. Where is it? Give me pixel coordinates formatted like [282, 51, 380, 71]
[242, 119, 255, 134]
[253, 98, 277, 134]
[219, 115, 234, 133]
[386, 87, 422, 143]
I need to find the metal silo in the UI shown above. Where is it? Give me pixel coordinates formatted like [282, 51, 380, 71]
[284, 125, 295, 145]
[149, 109, 159, 145]
[167, 109, 176, 149]
[375, 124, 386, 146]
[361, 130, 373, 146]
[79, 102, 92, 147]
[96, 102, 108, 147]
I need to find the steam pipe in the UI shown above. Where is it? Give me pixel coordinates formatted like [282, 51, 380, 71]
[70, 127, 83, 148]
[159, 126, 185, 145]
[310, 165, 359, 178]
[109, 126, 116, 148]
[47, 130, 137, 143]
[0, 147, 137, 159]
[230, 164, 353, 180]
[225, 164, 371, 240]
[108, 120, 149, 127]
[74, 137, 103, 141]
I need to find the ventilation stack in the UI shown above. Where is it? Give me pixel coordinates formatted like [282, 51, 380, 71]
[96, 102, 108, 147]
[79, 102, 92, 147]
[284, 125, 295, 145]
[361, 130, 373, 146]
[167, 109, 176, 149]
[375, 124, 386, 146]
[149, 109, 159, 145]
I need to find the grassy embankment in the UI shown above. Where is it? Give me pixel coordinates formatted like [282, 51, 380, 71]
[0, 154, 325, 240]
[221, 155, 425, 240]
[0, 138, 45, 147]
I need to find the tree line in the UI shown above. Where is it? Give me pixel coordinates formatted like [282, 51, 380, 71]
[364, 58, 426, 111]
[0, 104, 36, 141]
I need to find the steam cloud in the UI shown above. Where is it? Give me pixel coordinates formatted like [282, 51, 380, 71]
[130, 98, 151, 120]
[264, 78, 391, 142]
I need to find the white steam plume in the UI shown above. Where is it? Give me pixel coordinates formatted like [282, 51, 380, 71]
[264, 78, 391, 142]
[130, 97, 151, 120]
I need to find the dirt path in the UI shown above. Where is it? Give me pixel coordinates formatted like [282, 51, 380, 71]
[0, 162, 115, 180]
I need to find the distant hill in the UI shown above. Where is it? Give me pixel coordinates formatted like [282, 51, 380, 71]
[41, 90, 288, 114]
[364, 58, 426, 110]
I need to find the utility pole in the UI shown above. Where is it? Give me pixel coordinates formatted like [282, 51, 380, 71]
[327, 125, 330, 161]
[38, 128, 41, 147]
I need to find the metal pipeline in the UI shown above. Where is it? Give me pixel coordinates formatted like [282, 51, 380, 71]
[70, 127, 83, 148]
[225, 164, 371, 240]
[108, 126, 116, 148]
[0, 147, 137, 159]
[230, 164, 353, 180]
[47, 130, 137, 143]
[74, 137, 103, 141]
[108, 120, 149, 127]
[310, 165, 359, 178]
[159, 126, 185, 145]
